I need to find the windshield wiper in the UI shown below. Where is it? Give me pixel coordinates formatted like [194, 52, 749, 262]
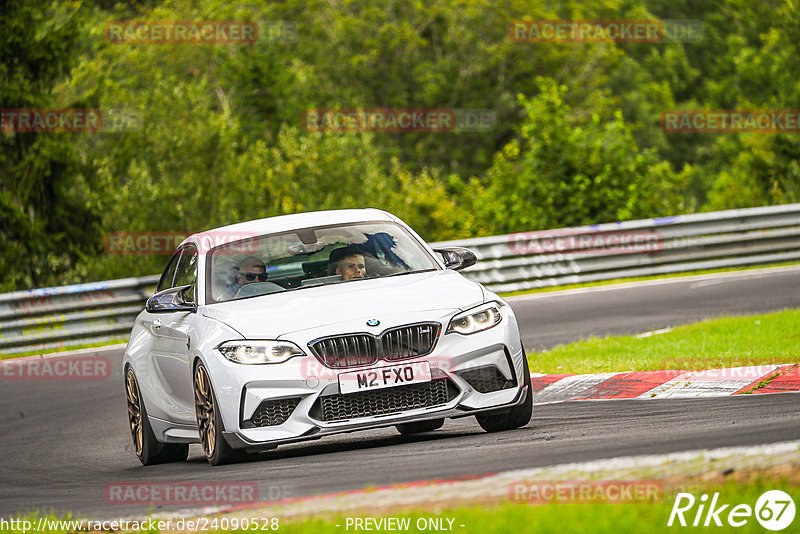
[385, 268, 437, 278]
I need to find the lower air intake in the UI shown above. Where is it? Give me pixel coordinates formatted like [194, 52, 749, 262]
[314, 378, 455, 422]
[457, 365, 515, 393]
[247, 397, 301, 427]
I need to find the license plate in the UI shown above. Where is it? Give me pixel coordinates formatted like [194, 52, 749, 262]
[338, 362, 432, 395]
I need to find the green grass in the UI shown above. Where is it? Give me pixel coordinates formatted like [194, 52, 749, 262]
[500, 261, 800, 297]
[527, 309, 800, 374]
[0, 338, 127, 360]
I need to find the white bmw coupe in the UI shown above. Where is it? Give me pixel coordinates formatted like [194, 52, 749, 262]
[124, 209, 531, 465]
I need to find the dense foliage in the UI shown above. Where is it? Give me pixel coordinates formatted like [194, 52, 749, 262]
[1, 0, 797, 290]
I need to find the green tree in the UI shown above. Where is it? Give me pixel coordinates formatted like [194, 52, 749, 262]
[461, 78, 688, 234]
[0, 1, 100, 291]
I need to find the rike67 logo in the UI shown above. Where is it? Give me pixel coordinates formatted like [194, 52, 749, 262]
[668, 490, 795, 531]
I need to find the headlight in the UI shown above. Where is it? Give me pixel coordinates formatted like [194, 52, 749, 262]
[446, 302, 503, 335]
[217, 340, 304, 364]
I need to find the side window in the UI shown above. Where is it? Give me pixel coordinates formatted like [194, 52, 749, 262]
[173, 245, 199, 302]
[156, 251, 182, 293]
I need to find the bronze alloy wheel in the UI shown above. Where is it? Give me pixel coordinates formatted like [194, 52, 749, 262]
[194, 364, 216, 458]
[124, 366, 190, 465]
[125, 369, 143, 456]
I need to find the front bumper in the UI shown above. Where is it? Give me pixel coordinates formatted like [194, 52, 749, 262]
[223, 376, 529, 451]
[202, 306, 527, 450]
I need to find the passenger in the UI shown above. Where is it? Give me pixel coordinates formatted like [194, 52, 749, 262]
[212, 261, 240, 301]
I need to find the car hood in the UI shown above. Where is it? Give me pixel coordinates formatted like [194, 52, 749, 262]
[201, 269, 484, 339]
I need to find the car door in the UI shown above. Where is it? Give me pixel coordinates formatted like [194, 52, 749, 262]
[148, 244, 199, 424]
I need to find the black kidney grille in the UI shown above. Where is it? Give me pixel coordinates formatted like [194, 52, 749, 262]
[248, 397, 301, 427]
[457, 365, 515, 393]
[381, 323, 440, 360]
[309, 323, 441, 368]
[309, 334, 379, 368]
[315, 378, 451, 422]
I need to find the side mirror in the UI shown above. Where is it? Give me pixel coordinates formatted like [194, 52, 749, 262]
[433, 247, 478, 271]
[146, 284, 197, 313]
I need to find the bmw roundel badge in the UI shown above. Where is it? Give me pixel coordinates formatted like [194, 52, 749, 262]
[366, 319, 380, 327]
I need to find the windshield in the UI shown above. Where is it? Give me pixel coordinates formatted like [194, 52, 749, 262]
[206, 221, 440, 303]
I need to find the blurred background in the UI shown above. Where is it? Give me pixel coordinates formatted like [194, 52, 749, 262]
[2, 0, 798, 291]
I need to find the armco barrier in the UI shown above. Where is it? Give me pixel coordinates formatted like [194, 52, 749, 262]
[442, 203, 800, 293]
[0, 276, 159, 354]
[1, 204, 798, 354]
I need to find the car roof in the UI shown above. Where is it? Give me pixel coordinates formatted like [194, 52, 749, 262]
[179, 208, 398, 250]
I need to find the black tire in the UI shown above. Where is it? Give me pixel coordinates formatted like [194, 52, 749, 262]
[125, 367, 189, 465]
[194, 362, 245, 466]
[395, 418, 444, 435]
[475, 351, 533, 433]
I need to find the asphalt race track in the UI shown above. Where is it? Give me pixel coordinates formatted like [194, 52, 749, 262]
[1, 267, 799, 518]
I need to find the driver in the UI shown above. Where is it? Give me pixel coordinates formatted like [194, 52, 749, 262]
[329, 245, 366, 281]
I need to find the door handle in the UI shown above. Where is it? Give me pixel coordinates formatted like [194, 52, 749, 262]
[153, 319, 162, 329]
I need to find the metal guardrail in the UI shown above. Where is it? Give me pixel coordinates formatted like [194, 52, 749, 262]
[1, 204, 799, 354]
[446, 203, 800, 293]
[0, 276, 159, 354]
